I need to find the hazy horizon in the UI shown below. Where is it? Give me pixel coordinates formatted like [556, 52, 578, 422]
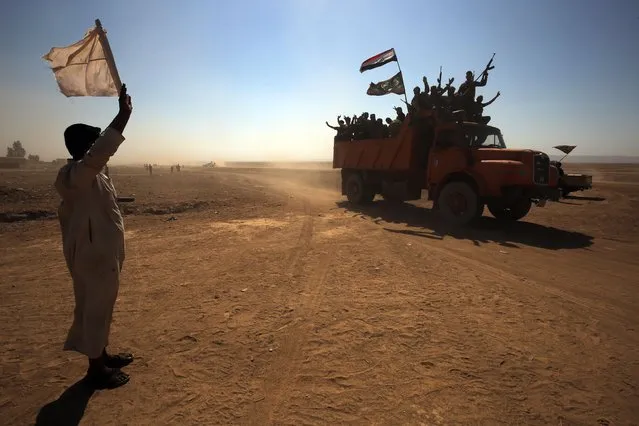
[2, 0, 638, 164]
[100, 154, 639, 167]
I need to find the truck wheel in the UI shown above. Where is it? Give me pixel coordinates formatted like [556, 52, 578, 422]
[437, 181, 479, 226]
[488, 198, 532, 221]
[345, 173, 374, 204]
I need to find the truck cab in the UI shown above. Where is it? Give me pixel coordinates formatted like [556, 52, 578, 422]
[427, 119, 560, 223]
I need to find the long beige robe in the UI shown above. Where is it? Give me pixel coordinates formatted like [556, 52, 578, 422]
[55, 127, 126, 359]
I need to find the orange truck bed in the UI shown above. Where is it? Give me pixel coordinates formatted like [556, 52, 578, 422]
[332, 118, 421, 171]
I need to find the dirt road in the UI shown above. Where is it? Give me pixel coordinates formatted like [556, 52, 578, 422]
[1, 165, 638, 425]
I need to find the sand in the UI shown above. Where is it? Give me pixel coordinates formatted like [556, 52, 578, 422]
[1, 163, 638, 425]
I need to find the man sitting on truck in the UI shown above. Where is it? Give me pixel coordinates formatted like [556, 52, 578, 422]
[472, 92, 501, 124]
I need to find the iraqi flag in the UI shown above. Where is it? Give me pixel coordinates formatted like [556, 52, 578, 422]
[553, 145, 577, 155]
[360, 48, 397, 73]
[367, 72, 405, 96]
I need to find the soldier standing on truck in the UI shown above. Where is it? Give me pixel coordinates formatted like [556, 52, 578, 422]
[458, 70, 488, 112]
[374, 118, 385, 138]
[389, 119, 401, 137]
[326, 118, 349, 141]
[410, 86, 422, 112]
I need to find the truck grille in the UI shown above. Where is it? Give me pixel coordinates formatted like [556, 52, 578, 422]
[533, 153, 550, 185]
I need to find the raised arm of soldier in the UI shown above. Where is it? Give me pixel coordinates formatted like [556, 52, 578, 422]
[482, 91, 501, 107]
[423, 76, 429, 92]
[56, 84, 133, 196]
[326, 121, 339, 131]
[476, 72, 489, 87]
[437, 78, 455, 96]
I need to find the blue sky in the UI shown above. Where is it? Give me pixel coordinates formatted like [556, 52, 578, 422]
[1, 0, 638, 163]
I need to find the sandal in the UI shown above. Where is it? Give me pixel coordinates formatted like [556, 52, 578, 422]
[86, 368, 130, 390]
[104, 352, 134, 369]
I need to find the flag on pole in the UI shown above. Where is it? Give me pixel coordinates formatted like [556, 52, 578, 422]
[553, 145, 577, 155]
[42, 23, 120, 97]
[366, 72, 405, 96]
[359, 48, 397, 73]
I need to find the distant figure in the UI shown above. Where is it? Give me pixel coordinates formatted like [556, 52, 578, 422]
[149, 164, 153, 176]
[54, 84, 134, 390]
[170, 166, 174, 173]
[176, 164, 181, 172]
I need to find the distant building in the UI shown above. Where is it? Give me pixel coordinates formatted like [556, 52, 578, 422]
[0, 157, 27, 169]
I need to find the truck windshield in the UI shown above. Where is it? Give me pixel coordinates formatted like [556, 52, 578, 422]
[464, 126, 506, 149]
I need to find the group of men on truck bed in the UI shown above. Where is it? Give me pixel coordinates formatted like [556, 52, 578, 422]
[326, 69, 500, 142]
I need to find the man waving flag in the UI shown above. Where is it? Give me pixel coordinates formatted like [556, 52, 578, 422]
[44, 19, 135, 390]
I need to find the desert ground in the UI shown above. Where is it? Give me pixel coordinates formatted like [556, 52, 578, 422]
[1, 163, 638, 425]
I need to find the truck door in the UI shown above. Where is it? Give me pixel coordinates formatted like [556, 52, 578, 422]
[427, 128, 469, 185]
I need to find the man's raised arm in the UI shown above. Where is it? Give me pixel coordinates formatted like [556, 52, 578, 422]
[60, 85, 133, 192]
[482, 91, 501, 107]
[107, 84, 133, 134]
[476, 73, 489, 87]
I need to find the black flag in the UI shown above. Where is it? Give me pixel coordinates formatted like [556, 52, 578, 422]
[553, 145, 577, 155]
[366, 72, 405, 96]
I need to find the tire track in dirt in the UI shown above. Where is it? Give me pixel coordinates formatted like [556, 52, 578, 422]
[258, 252, 333, 425]
[248, 196, 335, 424]
[284, 198, 314, 269]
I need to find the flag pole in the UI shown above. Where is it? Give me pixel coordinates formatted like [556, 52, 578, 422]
[393, 49, 409, 108]
[94, 19, 122, 91]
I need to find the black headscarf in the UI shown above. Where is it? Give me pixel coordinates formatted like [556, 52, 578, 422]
[64, 123, 101, 161]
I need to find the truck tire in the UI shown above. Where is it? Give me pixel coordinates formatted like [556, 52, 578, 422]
[487, 198, 532, 221]
[345, 173, 374, 204]
[437, 181, 479, 226]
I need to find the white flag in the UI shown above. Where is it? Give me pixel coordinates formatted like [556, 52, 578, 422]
[42, 25, 120, 97]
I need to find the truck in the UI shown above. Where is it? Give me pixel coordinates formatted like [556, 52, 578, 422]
[333, 108, 561, 226]
[553, 161, 593, 197]
[550, 146, 593, 197]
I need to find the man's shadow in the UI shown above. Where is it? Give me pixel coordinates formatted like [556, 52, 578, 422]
[35, 378, 94, 426]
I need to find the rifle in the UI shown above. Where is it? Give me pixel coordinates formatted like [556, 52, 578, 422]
[475, 53, 496, 82]
[437, 66, 442, 89]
